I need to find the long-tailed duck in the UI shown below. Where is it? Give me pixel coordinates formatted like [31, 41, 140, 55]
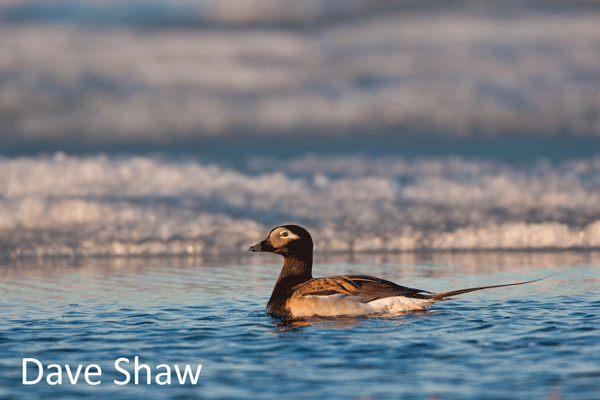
[249, 225, 549, 318]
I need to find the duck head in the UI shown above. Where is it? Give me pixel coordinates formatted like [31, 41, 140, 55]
[249, 225, 313, 258]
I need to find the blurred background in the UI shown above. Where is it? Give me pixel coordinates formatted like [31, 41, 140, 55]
[2, 0, 600, 258]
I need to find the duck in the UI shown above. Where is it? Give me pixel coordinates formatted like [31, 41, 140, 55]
[249, 224, 550, 318]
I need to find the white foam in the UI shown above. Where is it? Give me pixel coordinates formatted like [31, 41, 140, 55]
[1, 13, 600, 139]
[3, 153, 600, 258]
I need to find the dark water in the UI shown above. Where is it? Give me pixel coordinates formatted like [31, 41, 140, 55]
[1, 252, 598, 399]
[6, 134, 600, 167]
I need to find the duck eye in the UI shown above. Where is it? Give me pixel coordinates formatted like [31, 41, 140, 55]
[280, 231, 289, 238]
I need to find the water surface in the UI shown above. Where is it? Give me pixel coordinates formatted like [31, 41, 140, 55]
[1, 252, 598, 399]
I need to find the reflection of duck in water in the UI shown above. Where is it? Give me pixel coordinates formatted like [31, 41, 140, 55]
[250, 225, 550, 319]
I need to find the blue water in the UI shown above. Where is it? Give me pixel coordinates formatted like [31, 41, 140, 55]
[1, 252, 598, 399]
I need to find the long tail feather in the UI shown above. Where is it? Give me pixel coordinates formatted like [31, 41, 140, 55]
[425, 272, 558, 301]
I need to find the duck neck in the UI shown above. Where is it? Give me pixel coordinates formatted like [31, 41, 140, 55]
[274, 256, 313, 291]
[268, 255, 313, 308]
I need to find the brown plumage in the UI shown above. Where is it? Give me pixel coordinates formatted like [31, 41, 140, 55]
[249, 225, 551, 318]
[291, 275, 433, 301]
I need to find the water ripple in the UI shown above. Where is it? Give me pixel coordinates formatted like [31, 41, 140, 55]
[0, 257, 598, 399]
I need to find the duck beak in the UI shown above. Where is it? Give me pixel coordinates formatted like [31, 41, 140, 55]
[249, 240, 274, 253]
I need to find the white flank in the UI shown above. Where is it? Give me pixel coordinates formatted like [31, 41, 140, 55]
[367, 296, 435, 314]
[288, 294, 435, 318]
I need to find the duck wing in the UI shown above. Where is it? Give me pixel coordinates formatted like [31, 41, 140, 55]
[291, 275, 432, 303]
[343, 275, 433, 302]
[291, 273, 556, 303]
